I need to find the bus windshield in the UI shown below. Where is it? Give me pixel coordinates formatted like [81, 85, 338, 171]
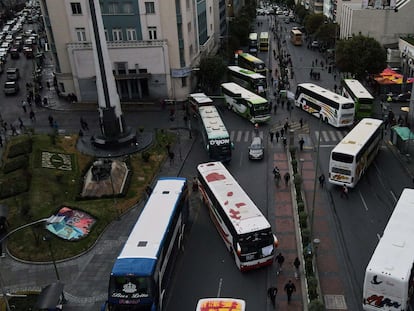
[331, 152, 354, 163]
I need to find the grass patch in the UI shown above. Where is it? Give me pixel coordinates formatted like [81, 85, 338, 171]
[1, 130, 175, 261]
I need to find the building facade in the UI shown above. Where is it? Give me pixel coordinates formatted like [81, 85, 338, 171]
[39, 0, 223, 103]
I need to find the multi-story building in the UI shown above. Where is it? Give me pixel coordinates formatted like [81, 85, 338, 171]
[39, 0, 229, 103]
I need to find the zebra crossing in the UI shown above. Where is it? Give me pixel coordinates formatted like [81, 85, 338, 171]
[229, 127, 348, 144]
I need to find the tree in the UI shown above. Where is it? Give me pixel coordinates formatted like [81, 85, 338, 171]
[304, 13, 324, 35]
[335, 35, 386, 80]
[315, 22, 337, 48]
[294, 4, 309, 24]
[198, 56, 226, 94]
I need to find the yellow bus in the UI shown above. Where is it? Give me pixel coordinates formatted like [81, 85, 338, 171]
[236, 52, 266, 74]
[290, 29, 303, 46]
[259, 32, 269, 51]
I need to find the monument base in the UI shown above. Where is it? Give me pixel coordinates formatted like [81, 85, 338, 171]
[92, 126, 137, 150]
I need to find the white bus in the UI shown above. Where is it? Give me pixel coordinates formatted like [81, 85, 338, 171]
[228, 65, 267, 96]
[341, 79, 374, 119]
[221, 82, 271, 123]
[196, 298, 246, 311]
[295, 83, 355, 127]
[363, 188, 414, 311]
[198, 105, 232, 162]
[104, 177, 188, 311]
[259, 31, 269, 51]
[197, 161, 278, 271]
[248, 32, 258, 55]
[329, 118, 383, 188]
[188, 92, 214, 116]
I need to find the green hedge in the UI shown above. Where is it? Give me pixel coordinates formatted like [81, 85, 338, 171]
[2, 154, 30, 174]
[0, 169, 31, 198]
[6, 136, 32, 158]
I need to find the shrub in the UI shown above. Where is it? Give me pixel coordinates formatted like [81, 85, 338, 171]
[302, 228, 311, 247]
[142, 152, 150, 162]
[294, 173, 303, 186]
[299, 211, 308, 228]
[289, 146, 297, 158]
[297, 201, 305, 212]
[309, 300, 325, 310]
[307, 276, 319, 301]
[2, 155, 29, 173]
[305, 255, 314, 276]
[291, 159, 298, 173]
[7, 137, 33, 158]
[0, 170, 31, 198]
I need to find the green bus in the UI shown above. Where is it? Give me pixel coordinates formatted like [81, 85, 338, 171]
[221, 82, 271, 123]
[341, 79, 374, 119]
[236, 52, 267, 74]
[227, 65, 267, 96]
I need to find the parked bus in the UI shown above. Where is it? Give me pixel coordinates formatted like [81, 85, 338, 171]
[295, 83, 355, 127]
[227, 65, 267, 96]
[290, 29, 303, 46]
[259, 31, 269, 51]
[248, 32, 258, 55]
[104, 177, 188, 311]
[341, 79, 374, 119]
[197, 161, 278, 271]
[236, 52, 267, 74]
[198, 105, 233, 162]
[329, 118, 383, 188]
[362, 188, 414, 311]
[196, 298, 246, 311]
[188, 92, 213, 116]
[221, 82, 271, 123]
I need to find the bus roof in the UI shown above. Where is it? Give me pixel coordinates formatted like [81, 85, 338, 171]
[189, 93, 214, 105]
[221, 82, 267, 105]
[259, 31, 269, 39]
[298, 83, 355, 105]
[197, 161, 272, 235]
[112, 177, 187, 276]
[237, 52, 264, 64]
[199, 105, 230, 140]
[249, 32, 257, 40]
[342, 79, 374, 100]
[228, 66, 266, 79]
[290, 29, 302, 35]
[331, 118, 383, 156]
[196, 298, 246, 311]
[365, 188, 414, 294]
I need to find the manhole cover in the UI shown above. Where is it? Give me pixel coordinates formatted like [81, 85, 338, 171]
[324, 295, 347, 309]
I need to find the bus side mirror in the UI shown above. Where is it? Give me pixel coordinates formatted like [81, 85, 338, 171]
[231, 142, 235, 149]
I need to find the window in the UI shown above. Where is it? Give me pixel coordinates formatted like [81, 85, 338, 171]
[112, 28, 123, 41]
[126, 28, 137, 41]
[123, 2, 133, 13]
[71, 2, 82, 14]
[104, 29, 109, 41]
[182, 77, 187, 87]
[75, 28, 86, 42]
[148, 27, 157, 40]
[115, 62, 128, 74]
[187, 22, 191, 33]
[145, 2, 155, 14]
[108, 2, 119, 14]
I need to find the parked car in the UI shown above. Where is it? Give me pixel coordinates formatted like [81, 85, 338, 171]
[392, 92, 411, 102]
[311, 40, 320, 48]
[6, 67, 19, 80]
[248, 136, 264, 160]
[10, 48, 19, 59]
[4, 81, 19, 95]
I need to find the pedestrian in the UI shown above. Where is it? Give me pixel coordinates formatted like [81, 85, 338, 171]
[18, 117, 24, 131]
[48, 115, 54, 127]
[53, 120, 59, 130]
[300, 117, 303, 128]
[270, 131, 274, 143]
[281, 100, 285, 109]
[284, 121, 289, 133]
[10, 124, 17, 136]
[299, 137, 305, 151]
[254, 123, 259, 136]
[319, 174, 326, 188]
[334, 73, 337, 81]
[275, 252, 285, 275]
[284, 280, 296, 303]
[273, 104, 277, 115]
[334, 84, 338, 93]
[78, 129, 84, 137]
[293, 257, 300, 279]
[275, 130, 280, 143]
[43, 97, 48, 106]
[341, 184, 349, 199]
[21, 100, 27, 113]
[284, 172, 290, 187]
[282, 137, 287, 149]
[168, 151, 175, 165]
[2, 122, 7, 133]
[46, 81, 50, 90]
[280, 128, 285, 138]
[267, 287, 278, 307]
[29, 110, 36, 122]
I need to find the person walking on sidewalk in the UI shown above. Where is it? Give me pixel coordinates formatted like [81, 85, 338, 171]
[275, 252, 285, 275]
[269, 131, 274, 143]
[299, 137, 305, 151]
[293, 257, 300, 280]
[341, 184, 349, 199]
[275, 130, 280, 143]
[319, 174, 326, 188]
[284, 280, 296, 304]
[267, 286, 278, 308]
[284, 172, 290, 187]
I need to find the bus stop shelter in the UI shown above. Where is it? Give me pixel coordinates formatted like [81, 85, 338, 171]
[390, 126, 414, 155]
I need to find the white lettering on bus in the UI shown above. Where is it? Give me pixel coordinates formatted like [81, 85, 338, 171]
[210, 139, 230, 146]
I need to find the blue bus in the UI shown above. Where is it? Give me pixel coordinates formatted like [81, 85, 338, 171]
[103, 177, 188, 311]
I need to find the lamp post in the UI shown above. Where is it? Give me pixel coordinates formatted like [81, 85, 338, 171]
[0, 215, 65, 311]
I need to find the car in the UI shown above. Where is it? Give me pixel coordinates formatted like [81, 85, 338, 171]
[6, 67, 19, 80]
[4, 81, 19, 95]
[392, 92, 411, 102]
[10, 47, 19, 59]
[311, 40, 320, 48]
[248, 136, 264, 160]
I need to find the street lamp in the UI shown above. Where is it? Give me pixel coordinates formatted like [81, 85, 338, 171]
[0, 215, 65, 311]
